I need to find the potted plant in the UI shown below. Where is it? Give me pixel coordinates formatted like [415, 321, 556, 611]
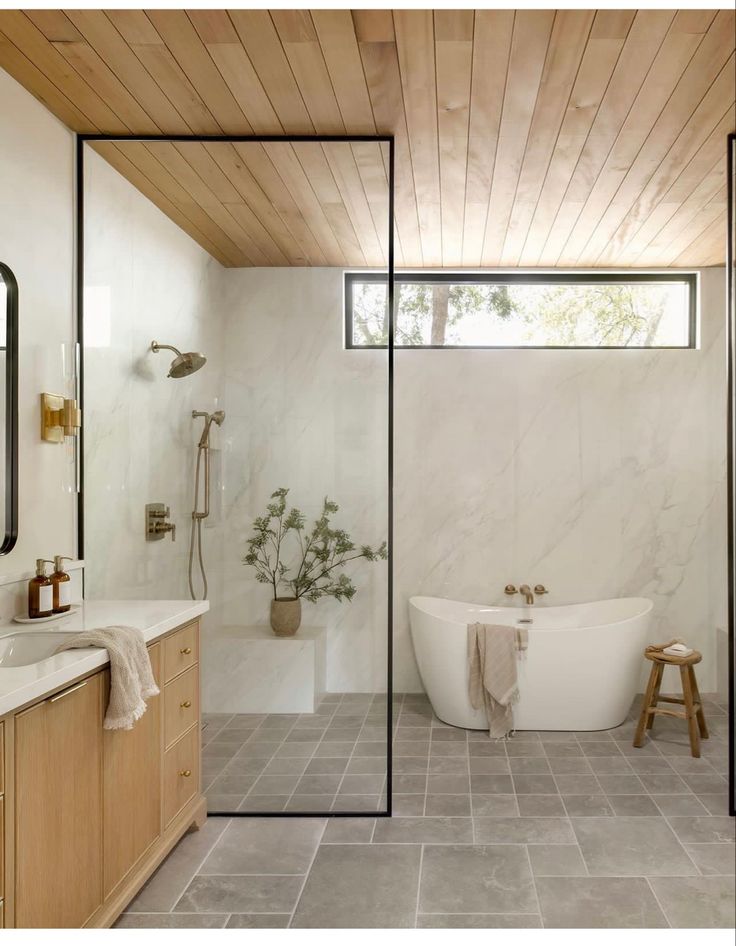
[243, 487, 388, 636]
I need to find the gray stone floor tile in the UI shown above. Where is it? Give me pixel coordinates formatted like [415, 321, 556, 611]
[468, 756, 511, 773]
[684, 843, 736, 875]
[562, 794, 614, 817]
[470, 773, 514, 794]
[474, 817, 574, 844]
[427, 773, 470, 793]
[226, 914, 291, 928]
[417, 913, 542, 928]
[513, 773, 558, 794]
[509, 756, 551, 774]
[517, 794, 566, 817]
[174, 875, 304, 914]
[649, 877, 736, 928]
[528, 843, 587, 876]
[697, 793, 732, 815]
[536, 877, 667, 928]
[471, 794, 519, 817]
[667, 816, 735, 844]
[392, 794, 425, 815]
[572, 816, 697, 876]
[393, 773, 426, 793]
[321, 817, 375, 843]
[608, 794, 660, 816]
[419, 844, 536, 914]
[547, 757, 593, 775]
[373, 816, 473, 844]
[595, 774, 646, 794]
[651, 794, 709, 816]
[430, 756, 471, 774]
[115, 913, 229, 928]
[554, 774, 600, 794]
[291, 844, 421, 928]
[200, 818, 325, 875]
[425, 793, 472, 817]
[126, 818, 230, 913]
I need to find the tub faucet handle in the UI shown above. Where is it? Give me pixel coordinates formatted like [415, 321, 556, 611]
[534, 584, 548, 595]
[504, 584, 518, 595]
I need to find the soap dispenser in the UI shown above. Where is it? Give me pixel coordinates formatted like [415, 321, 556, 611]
[51, 555, 73, 613]
[28, 559, 54, 619]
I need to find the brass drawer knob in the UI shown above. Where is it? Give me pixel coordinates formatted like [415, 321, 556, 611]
[180, 700, 192, 709]
[180, 646, 192, 655]
[178, 769, 192, 778]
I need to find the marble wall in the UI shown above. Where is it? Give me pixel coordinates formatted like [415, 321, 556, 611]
[0, 68, 77, 574]
[393, 267, 727, 692]
[82, 148, 225, 631]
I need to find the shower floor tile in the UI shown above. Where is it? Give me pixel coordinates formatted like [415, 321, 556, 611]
[117, 692, 734, 930]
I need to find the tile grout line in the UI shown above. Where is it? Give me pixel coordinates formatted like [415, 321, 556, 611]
[287, 817, 329, 929]
[522, 842, 544, 928]
[645, 876, 673, 928]
[413, 843, 425, 929]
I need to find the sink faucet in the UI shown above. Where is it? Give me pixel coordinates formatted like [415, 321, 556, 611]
[519, 584, 535, 605]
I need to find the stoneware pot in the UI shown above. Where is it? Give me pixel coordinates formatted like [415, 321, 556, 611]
[270, 597, 302, 637]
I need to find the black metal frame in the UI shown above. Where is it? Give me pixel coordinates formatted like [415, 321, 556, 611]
[345, 270, 698, 350]
[76, 133, 395, 819]
[726, 132, 735, 818]
[0, 261, 18, 556]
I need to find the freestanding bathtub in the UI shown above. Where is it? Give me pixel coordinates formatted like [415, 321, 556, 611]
[409, 596, 653, 731]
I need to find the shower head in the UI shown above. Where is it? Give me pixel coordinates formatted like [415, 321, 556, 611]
[151, 340, 207, 378]
[211, 410, 225, 427]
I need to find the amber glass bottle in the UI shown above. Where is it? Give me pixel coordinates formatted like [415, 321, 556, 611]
[28, 559, 54, 618]
[51, 555, 73, 613]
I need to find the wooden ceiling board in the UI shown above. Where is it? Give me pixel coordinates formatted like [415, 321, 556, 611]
[0, 8, 731, 268]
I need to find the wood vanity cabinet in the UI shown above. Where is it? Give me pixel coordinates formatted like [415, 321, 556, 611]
[102, 642, 162, 897]
[0, 619, 205, 929]
[15, 673, 104, 928]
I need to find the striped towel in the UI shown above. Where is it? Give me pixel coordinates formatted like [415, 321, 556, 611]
[467, 623, 527, 739]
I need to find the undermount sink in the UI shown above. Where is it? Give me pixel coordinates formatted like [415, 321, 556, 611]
[0, 631, 82, 668]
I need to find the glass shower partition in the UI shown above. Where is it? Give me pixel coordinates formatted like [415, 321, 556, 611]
[81, 136, 393, 818]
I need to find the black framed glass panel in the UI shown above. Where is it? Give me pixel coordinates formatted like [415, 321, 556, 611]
[0, 261, 18, 555]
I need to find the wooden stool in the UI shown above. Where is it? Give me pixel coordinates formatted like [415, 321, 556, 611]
[633, 649, 708, 757]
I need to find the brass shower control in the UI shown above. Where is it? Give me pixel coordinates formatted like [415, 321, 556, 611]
[146, 503, 176, 542]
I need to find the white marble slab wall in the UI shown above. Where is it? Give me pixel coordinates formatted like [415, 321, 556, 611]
[82, 148, 225, 633]
[394, 267, 727, 692]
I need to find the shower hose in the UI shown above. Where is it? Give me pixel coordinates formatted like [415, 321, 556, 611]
[188, 444, 208, 600]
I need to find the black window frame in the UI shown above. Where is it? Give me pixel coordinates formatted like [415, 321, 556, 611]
[345, 271, 698, 350]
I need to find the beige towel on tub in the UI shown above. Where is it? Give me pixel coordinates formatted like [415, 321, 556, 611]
[54, 626, 159, 730]
[467, 623, 527, 739]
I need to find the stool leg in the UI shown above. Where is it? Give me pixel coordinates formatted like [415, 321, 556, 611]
[679, 665, 700, 758]
[646, 662, 664, 730]
[688, 665, 709, 739]
[634, 664, 660, 748]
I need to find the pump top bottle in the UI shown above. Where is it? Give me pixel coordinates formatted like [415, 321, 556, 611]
[51, 555, 73, 614]
[28, 559, 54, 619]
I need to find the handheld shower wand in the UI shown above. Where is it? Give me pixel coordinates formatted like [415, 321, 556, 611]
[188, 410, 225, 600]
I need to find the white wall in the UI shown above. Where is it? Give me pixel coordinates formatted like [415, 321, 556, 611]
[394, 267, 727, 692]
[0, 68, 77, 575]
[82, 148, 225, 628]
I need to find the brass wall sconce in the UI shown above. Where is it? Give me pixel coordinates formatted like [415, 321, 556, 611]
[41, 393, 82, 443]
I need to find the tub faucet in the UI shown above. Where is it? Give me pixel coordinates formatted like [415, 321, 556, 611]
[519, 584, 535, 605]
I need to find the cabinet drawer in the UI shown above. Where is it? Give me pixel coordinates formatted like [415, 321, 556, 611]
[164, 666, 198, 749]
[163, 623, 198, 684]
[163, 725, 198, 827]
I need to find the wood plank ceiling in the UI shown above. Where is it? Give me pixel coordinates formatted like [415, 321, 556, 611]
[0, 9, 732, 268]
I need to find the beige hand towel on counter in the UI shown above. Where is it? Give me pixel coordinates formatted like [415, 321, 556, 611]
[467, 623, 527, 739]
[54, 625, 159, 730]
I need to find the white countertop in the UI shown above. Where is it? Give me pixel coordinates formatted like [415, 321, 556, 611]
[0, 599, 209, 717]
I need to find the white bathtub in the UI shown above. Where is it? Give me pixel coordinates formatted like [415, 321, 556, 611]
[409, 595, 653, 731]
